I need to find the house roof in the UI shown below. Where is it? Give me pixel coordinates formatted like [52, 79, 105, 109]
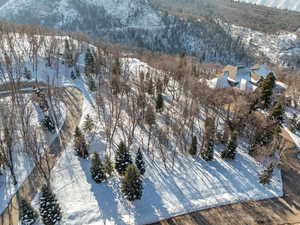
[250, 72, 262, 83]
[223, 65, 238, 82]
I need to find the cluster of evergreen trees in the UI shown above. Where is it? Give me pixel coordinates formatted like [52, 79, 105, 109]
[89, 141, 145, 202]
[19, 185, 62, 225]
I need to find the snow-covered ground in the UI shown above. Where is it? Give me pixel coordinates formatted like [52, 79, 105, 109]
[0, 32, 286, 224]
[0, 96, 66, 214]
[227, 24, 300, 69]
[235, 0, 300, 12]
[30, 57, 282, 225]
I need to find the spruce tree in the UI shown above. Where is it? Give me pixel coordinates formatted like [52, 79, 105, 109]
[90, 152, 106, 183]
[103, 155, 114, 177]
[121, 164, 143, 201]
[83, 114, 94, 133]
[20, 199, 38, 225]
[42, 116, 55, 133]
[39, 185, 62, 225]
[259, 163, 274, 185]
[189, 136, 197, 156]
[71, 71, 76, 80]
[156, 93, 164, 113]
[115, 142, 132, 175]
[88, 78, 96, 92]
[202, 137, 214, 161]
[84, 48, 95, 76]
[201, 117, 215, 161]
[270, 102, 284, 124]
[221, 131, 238, 160]
[74, 127, 88, 158]
[260, 72, 276, 108]
[135, 148, 145, 175]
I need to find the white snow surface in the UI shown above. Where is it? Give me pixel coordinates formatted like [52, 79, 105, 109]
[0, 97, 66, 214]
[235, 0, 300, 12]
[227, 24, 300, 68]
[47, 58, 283, 225]
[0, 0, 162, 29]
[0, 32, 284, 224]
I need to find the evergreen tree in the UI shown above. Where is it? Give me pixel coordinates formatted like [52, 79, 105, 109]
[84, 48, 95, 76]
[135, 148, 145, 175]
[42, 116, 55, 133]
[201, 117, 215, 161]
[83, 114, 94, 133]
[202, 137, 214, 161]
[74, 127, 88, 158]
[289, 113, 300, 132]
[221, 131, 238, 160]
[259, 163, 274, 185]
[90, 152, 106, 183]
[103, 155, 114, 177]
[115, 142, 132, 175]
[24, 67, 32, 80]
[39, 185, 62, 225]
[70, 71, 76, 80]
[260, 72, 276, 108]
[121, 164, 143, 201]
[156, 93, 164, 113]
[20, 199, 38, 225]
[270, 102, 284, 124]
[88, 78, 96, 92]
[189, 136, 197, 156]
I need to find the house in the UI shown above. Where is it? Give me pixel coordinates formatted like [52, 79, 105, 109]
[207, 64, 282, 93]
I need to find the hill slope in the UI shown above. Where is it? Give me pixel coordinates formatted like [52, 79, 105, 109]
[235, 0, 300, 12]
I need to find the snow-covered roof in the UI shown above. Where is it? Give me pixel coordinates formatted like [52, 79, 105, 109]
[250, 64, 274, 78]
[207, 64, 276, 93]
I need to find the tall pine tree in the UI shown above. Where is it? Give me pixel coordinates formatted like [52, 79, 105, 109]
[20, 199, 38, 225]
[115, 142, 132, 175]
[121, 164, 143, 201]
[84, 48, 95, 76]
[74, 127, 88, 158]
[39, 185, 62, 225]
[221, 131, 238, 160]
[156, 93, 164, 113]
[201, 117, 215, 161]
[135, 148, 145, 175]
[270, 102, 284, 124]
[90, 152, 106, 183]
[103, 155, 114, 177]
[260, 72, 276, 108]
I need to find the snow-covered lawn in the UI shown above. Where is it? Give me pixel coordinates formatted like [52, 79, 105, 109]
[45, 86, 283, 225]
